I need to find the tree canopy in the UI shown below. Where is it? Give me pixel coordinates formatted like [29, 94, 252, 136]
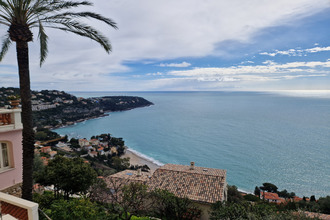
[259, 182, 278, 193]
[36, 156, 97, 199]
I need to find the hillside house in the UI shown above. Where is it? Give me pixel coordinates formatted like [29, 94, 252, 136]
[40, 146, 51, 154]
[0, 109, 23, 192]
[260, 191, 286, 204]
[0, 109, 39, 219]
[90, 138, 100, 146]
[79, 138, 90, 147]
[88, 151, 98, 158]
[106, 162, 227, 220]
[49, 151, 58, 158]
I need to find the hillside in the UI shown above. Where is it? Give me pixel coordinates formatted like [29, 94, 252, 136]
[0, 87, 153, 128]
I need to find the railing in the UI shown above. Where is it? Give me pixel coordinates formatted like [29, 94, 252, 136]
[0, 113, 11, 126]
[0, 192, 39, 220]
[0, 109, 22, 132]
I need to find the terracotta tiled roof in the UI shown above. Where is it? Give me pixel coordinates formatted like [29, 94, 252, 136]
[103, 170, 151, 204]
[261, 192, 280, 200]
[40, 146, 51, 153]
[49, 151, 57, 156]
[293, 196, 303, 202]
[0, 201, 28, 220]
[107, 170, 150, 184]
[260, 192, 286, 204]
[105, 164, 227, 204]
[148, 164, 226, 204]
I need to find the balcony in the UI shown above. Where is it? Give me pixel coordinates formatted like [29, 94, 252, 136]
[0, 109, 23, 133]
[0, 192, 38, 220]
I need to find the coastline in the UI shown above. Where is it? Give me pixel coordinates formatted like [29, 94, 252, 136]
[49, 113, 109, 130]
[49, 104, 153, 130]
[121, 148, 162, 173]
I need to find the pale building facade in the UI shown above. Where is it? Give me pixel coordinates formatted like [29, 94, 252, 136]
[0, 109, 23, 191]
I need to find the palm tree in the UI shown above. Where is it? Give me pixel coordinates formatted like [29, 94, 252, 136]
[0, 0, 117, 200]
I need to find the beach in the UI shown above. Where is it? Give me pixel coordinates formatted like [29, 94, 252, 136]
[121, 149, 160, 173]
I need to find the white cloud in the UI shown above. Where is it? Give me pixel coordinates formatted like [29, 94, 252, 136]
[146, 72, 164, 76]
[0, 0, 329, 91]
[262, 60, 276, 65]
[306, 46, 330, 53]
[159, 62, 191, 67]
[260, 46, 330, 57]
[167, 60, 330, 83]
[240, 61, 255, 64]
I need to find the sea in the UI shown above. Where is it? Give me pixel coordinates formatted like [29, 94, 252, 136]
[54, 91, 330, 198]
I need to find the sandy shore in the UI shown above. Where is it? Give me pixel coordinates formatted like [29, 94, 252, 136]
[121, 149, 160, 173]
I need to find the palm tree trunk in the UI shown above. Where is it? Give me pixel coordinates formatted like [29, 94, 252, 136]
[16, 41, 35, 201]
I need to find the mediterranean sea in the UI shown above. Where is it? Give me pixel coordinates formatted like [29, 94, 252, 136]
[54, 91, 330, 198]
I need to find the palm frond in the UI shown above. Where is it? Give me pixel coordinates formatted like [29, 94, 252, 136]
[0, 1, 9, 8]
[45, 20, 111, 52]
[27, 1, 92, 25]
[0, 34, 12, 62]
[38, 20, 48, 66]
[0, 0, 116, 62]
[0, 14, 12, 25]
[43, 12, 118, 29]
[48, 1, 92, 11]
[79, 12, 118, 29]
[57, 26, 112, 53]
[0, 1, 14, 19]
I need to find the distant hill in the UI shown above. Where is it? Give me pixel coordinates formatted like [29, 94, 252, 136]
[0, 87, 153, 128]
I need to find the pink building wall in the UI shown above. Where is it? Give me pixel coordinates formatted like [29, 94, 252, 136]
[0, 129, 23, 190]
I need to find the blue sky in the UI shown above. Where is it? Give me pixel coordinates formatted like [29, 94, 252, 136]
[1, 0, 330, 91]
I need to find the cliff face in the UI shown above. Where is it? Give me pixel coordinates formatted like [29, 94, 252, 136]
[0, 88, 153, 128]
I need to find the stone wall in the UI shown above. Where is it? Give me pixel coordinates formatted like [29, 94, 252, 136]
[0, 183, 22, 197]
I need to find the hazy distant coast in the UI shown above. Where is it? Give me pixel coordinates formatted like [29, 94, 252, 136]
[29, 90, 154, 129]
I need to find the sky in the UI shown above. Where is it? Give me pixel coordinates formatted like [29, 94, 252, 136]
[1, 0, 330, 91]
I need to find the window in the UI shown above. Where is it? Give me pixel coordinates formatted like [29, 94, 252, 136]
[0, 142, 11, 171]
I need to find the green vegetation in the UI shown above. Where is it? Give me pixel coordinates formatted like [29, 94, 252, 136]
[35, 128, 61, 141]
[149, 189, 201, 220]
[259, 182, 278, 193]
[210, 201, 315, 220]
[36, 182, 201, 220]
[112, 182, 150, 220]
[30, 90, 153, 128]
[255, 182, 295, 198]
[34, 192, 114, 220]
[227, 185, 243, 203]
[35, 156, 97, 199]
[296, 196, 330, 214]
[211, 185, 320, 220]
[0, 87, 20, 106]
[0, 88, 153, 128]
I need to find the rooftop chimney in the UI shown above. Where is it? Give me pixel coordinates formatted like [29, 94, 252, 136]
[190, 162, 195, 170]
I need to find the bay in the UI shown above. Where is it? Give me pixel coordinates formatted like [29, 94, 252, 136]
[54, 91, 330, 197]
